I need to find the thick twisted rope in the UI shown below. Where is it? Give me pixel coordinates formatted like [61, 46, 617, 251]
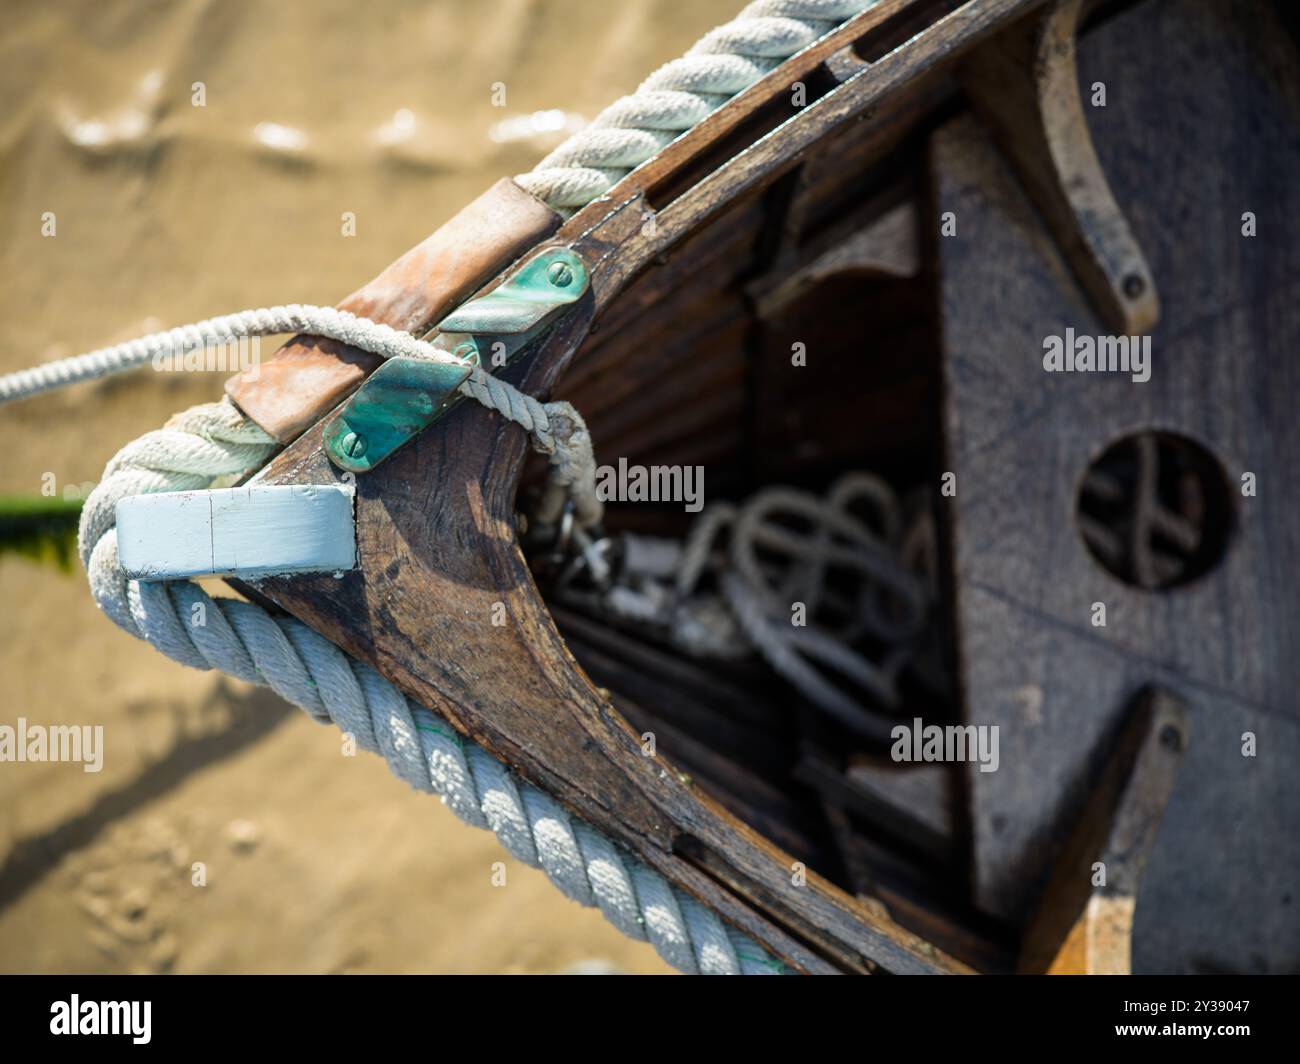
[78, 397, 783, 975]
[0, 0, 880, 408]
[47, 311, 773, 969]
[7, 305, 603, 530]
[0, 0, 876, 973]
[516, 0, 876, 212]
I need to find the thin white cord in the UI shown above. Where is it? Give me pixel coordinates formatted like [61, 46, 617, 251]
[0, 0, 888, 973]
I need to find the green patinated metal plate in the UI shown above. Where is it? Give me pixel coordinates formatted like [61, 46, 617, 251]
[324, 245, 589, 474]
[323, 356, 473, 474]
[436, 247, 587, 338]
[424, 246, 590, 370]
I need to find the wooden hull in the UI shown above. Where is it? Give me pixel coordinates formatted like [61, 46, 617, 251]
[228, 0, 1300, 973]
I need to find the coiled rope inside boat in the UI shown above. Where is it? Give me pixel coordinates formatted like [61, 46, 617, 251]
[1, 0, 880, 973]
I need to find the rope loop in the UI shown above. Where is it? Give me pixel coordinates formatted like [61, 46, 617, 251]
[0, 0, 884, 974]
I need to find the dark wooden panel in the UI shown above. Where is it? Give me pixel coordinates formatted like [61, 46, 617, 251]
[935, 0, 1300, 972]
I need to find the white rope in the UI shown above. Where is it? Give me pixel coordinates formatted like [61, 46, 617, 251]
[4, 304, 604, 530]
[516, 0, 876, 212]
[0, 305, 460, 407]
[77, 396, 784, 975]
[46, 312, 777, 968]
[598, 476, 930, 740]
[0, 290, 779, 968]
[0, 0, 887, 973]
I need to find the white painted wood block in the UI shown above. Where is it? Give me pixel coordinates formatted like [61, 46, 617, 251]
[116, 484, 356, 581]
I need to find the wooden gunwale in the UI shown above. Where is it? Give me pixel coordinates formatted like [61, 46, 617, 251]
[242, 0, 1046, 973]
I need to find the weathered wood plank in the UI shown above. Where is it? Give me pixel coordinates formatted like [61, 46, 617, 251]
[934, 0, 1300, 972]
[231, 0, 1044, 972]
[1019, 688, 1188, 975]
[225, 178, 560, 442]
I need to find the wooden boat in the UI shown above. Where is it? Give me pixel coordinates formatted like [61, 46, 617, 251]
[47, 0, 1300, 974]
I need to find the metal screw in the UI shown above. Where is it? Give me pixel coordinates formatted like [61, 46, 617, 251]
[1123, 273, 1146, 299]
[340, 431, 367, 459]
[547, 261, 574, 288]
[1160, 724, 1182, 752]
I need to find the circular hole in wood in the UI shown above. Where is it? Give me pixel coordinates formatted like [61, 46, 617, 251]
[1076, 431, 1233, 590]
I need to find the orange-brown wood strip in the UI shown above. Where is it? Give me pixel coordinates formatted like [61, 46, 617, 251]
[225, 178, 559, 442]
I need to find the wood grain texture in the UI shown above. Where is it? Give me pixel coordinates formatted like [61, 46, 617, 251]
[231, 0, 1051, 973]
[934, 0, 1300, 972]
[225, 179, 560, 442]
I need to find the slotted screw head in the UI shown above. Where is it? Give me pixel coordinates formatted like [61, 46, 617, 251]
[547, 261, 574, 288]
[341, 431, 367, 459]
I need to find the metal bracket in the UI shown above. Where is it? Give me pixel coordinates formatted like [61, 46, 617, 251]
[961, 0, 1160, 334]
[322, 355, 477, 474]
[323, 245, 589, 473]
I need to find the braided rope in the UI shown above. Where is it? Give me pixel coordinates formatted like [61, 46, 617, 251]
[654, 476, 929, 738]
[516, 0, 876, 212]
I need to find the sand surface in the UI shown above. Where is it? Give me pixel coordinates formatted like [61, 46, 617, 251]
[0, 0, 742, 974]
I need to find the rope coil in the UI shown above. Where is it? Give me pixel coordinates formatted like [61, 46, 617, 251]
[581, 475, 932, 740]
